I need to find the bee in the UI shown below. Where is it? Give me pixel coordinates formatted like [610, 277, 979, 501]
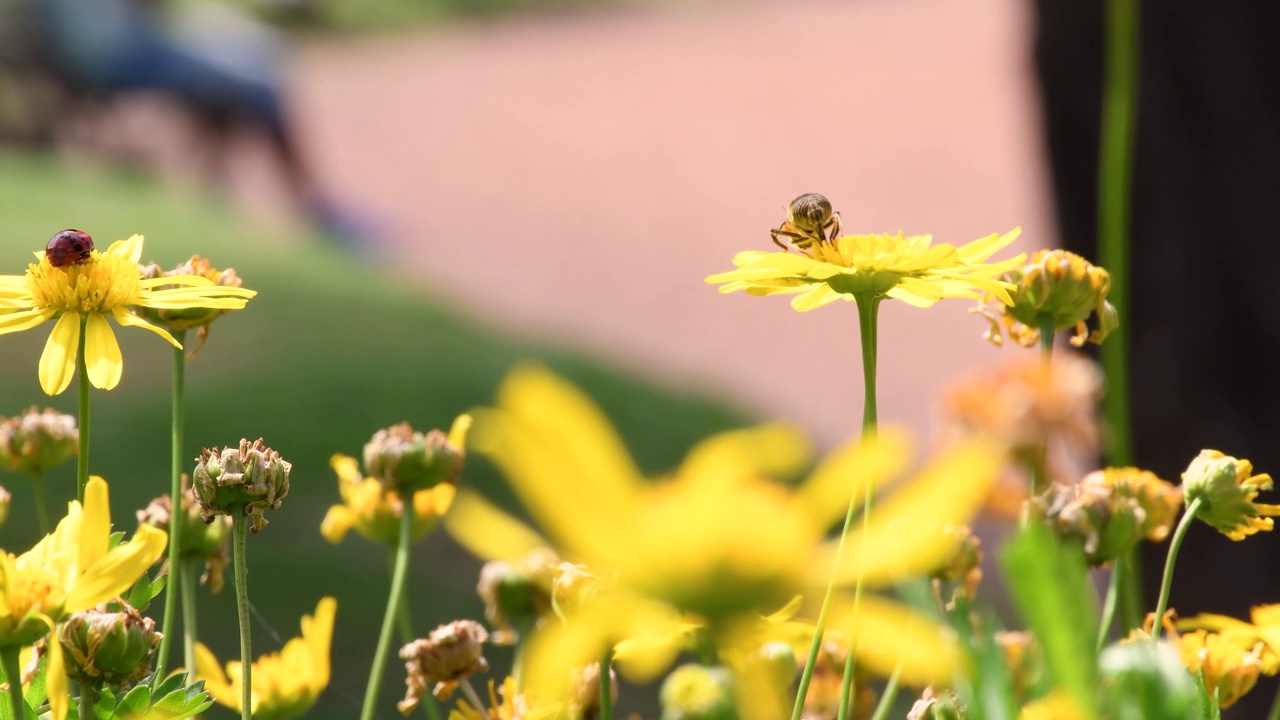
[770, 193, 841, 251]
[45, 229, 95, 267]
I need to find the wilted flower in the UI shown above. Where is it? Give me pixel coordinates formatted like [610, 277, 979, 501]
[60, 604, 161, 686]
[364, 418, 471, 494]
[136, 255, 248, 358]
[194, 596, 336, 720]
[974, 249, 1118, 348]
[137, 475, 232, 593]
[320, 452, 457, 547]
[1180, 450, 1280, 540]
[398, 620, 491, 713]
[660, 664, 737, 720]
[0, 234, 255, 395]
[1033, 468, 1183, 566]
[192, 438, 292, 532]
[477, 548, 558, 645]
[0, 407, 78, 476]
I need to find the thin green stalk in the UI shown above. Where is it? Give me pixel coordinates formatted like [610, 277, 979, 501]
[1152, 496, 1203, 639]
[867, 665, 902, 720]
[599, 647, 614, 720]
[1096, 554, 1123, 652]
[233, 512, 253, 720]
[792, 294, 881, 720]
[76, 315, 89, 503]
[361, 505, 415, 720]
[80, 683, 100, 720]
[181, 560, 200, 673]
[30, 471, 52, 534]
[155, 331, 187, 686]
[1098, 0, 1138, 468]
[1265, 678, 1280, 720]
[2, 645, 27, 720]
[389, 554, 441, 720]
[1039, 318, 1055, 362]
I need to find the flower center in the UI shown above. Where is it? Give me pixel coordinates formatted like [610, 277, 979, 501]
[9, 562, 66, 619]
[26, 252, 144, 315]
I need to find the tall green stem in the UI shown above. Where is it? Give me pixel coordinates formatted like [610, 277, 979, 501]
[1038, 318, 1055, 362]
[30, 471, 52, 534]
[80, 682, 100, 720]
[390, 553, 440, 720]
[2, 645, 26, 720]
[181, 560, 200, 673]
[867, 664, 902, 720]
[791, 294, 881, 720]
[1151, 496, 1202, 639]
[232, 512, 253, 720]
[1096, 553, 1124, 651]
[599, 647, 614, 720]
[156, 330, 187, 685]
[76, 315, 89, 503]
[1265, 679, 1280, 720]
[1098, 0, 1138, 468]
[361, 505, 415, 720]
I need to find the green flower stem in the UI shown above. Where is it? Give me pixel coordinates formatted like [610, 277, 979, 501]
[792, 294, 881, 720]
[599, 647, 614, 720]
[388, 552, 441, 720]
[181, 559, 200, 673]
[76, 315, 89, 504]
[30, 470, 52, 534]
[460, 679, 491, 720]
[80, 682, 100, 720]
[867, 664, 902, 720]
[1266, 679, 1280, 720]
[361, 505, 415, 720]
[1039, 318, 1055, 361]
[1152, 496, 1203, 640]
[2, 645, 26, 720]
[1098, 0, 1138, 469]
[233, 511, 253, 720]
[155, 330, 187, 686]
[1096, 553, 1124, 652]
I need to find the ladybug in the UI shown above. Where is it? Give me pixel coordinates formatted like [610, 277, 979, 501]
[45, 229, 95, 268]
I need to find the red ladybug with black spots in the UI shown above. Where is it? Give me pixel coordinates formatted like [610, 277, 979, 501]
[45, 230, 95, 268]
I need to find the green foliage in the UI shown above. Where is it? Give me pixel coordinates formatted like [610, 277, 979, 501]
[120, 574, 168, 615]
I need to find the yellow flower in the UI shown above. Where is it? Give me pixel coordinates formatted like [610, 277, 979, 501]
[195, 596, 336, 720]
[448, 677, 532, 720]
[1173, 629, 1265, 709]
[1181, 450, 1280, 540]
[1018, 690, 1090, 720]
[320, 454, 456, 546]
[451, 366, 1004, 705]
[1178, 604, 1280, 675]
[0, 235, 256, 395]
[974, 249, 1118, 348]
[706, 228, 1024, 310]
[0, 476, 168, 720]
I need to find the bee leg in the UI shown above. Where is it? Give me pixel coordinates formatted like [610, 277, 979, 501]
[827, 212, 843, 242]
[770, 228, 792, 251]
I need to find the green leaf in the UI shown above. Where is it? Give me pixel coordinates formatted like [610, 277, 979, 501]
[122, 573, 168, 614]
[107, 531, 125, 551]
[947, 600, 1018, 720]
[91, 688, 116, 720]
[1001, 522, 1099, 717]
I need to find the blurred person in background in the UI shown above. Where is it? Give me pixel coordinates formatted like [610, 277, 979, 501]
[14, 0, 368, 245]
[1035, 0, 1280, 714]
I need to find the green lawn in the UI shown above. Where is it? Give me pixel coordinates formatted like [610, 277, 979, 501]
[0, 152, 748, 718]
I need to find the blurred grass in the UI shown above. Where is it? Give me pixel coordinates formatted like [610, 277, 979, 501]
[0, 152, 749, 718]
[221, 0, 627, 35]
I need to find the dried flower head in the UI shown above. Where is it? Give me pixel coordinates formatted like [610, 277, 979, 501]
[192, 439, 292, 532]
[398, 620, 491, 713]
[137, 255, 247, 358]
[0, 407, 78, 476]
[477, 548, 558, 645]
[60, 604, 162, 687]
[907, 687, 967, 720]
[364, 417, 471, 495]
[974, 249, 1118, 349]
[1034, 468, 1183, 566]
[137, 475, 232, 593]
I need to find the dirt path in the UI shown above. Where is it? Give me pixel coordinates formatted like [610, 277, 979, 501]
[284, 0, 1054, 446]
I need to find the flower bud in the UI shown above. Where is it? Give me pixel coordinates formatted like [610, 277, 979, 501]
[1181, 450, 1280, 541]
[1034, 468, 1182, 566]
[398, 620, 490, 713]
[364, 417, 471, 495]
[660, 664, 737, 720]
[193, 438, 291, 532]
[476, 548, 558, 645]
[137, 475, 232, 593]
[975, 250, 1118, 349]
[907, 687, 967, 720]
[137, 256, 247, 358]
[0, 407, 78, 476]
[60, 607, 161, 687]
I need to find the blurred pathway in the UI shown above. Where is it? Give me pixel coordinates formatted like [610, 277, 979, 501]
[282, 0, 1055, 446]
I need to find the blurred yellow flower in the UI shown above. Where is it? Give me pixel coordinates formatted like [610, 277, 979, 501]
[1174, 629, 1266, 709]
[320, 454, 456, 546]
[195, 596, 336, 720]
[706, 228, 1024, 310]
[0, 476, 168, 720]
[1178, 604, 1280, 675]
[0, 235, 256, 395]
[1018, 691, 1090, 720]
[454, 366, 1004, 705]
[1181, 450, 1280, 541]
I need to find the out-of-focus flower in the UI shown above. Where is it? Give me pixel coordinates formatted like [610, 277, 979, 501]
[137, 475, 232, 593]
[1017, 691, 1089, 720]
[974, 249, 1118, 349]
[449, 677, 529, 720]
[1178, 604, 1280, 674]
[0, 407, 78, 475]
[996, 631, 1042, 702]
[0, 486, 8, 527]
[60, 604, 161, 686]
[707, 227, 1024, 311]
[137, 255, 249, 358]
[364, 418, 471, 495]
[1097, 641, 1197, 720]
[320, 452, 456, 546]
[455, 365, 1004, 707]
[1173, 629, 1266, 709]
[0, 234, 255, 395]
[1033, 468, 1183, 566]
[398, 619, 491, 713]
[195, 596, 336, 720]
[907, 687, 967, 720]
[660, 664, 737, 720]
[0, 476, 168, 720]
[476, 548, 558, 645]
[1180, 450, 1280, 540]
[929, 525, 983, 606]
[192, 438, 291, 532]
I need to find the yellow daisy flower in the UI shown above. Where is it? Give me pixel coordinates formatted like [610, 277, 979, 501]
[0, 476, 169, 720]
[194, 596, 337, 720]
[0, 234, 256, 395]
[706, 228, 1025, 310]
[319, 454, 456, 546]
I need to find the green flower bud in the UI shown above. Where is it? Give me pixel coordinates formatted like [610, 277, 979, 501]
[0, 407, 78, 476]
[364, 421, 468, 495]
[1181, 450, 1280, 541]
[137, 475, 232, 593]
[61, 607, 161, 687]
[660, 664, 737, 720]
[907, 687, 968, 720]
[476, 548, 557, 645]
[977, 249, 1118, 349]
[1099, 641, 1197, 720]
[193, 438, 291, 532]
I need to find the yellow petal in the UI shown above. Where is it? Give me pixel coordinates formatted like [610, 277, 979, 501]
[65, 524, 168, 612]
[303, 597, 338, 688]
[677, 423, 812, 485]
[39, 312, 82, 395]
[319, 506, 354, 544]
[443, 488, 549, 561]
[448, 414, 473, 448]
[112, 307, 181, 348]
[195, 642, 239, 710]
[0, 306, 54, 333]
[46, 617, 69, 720]
[105, 235, 145, 264]
[329, 454, 362, 487]
[78, 476, 111, 573]
[797, 430, 910, 529]
[827, 594, 958, 685]
[84, 313, 123, 390]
